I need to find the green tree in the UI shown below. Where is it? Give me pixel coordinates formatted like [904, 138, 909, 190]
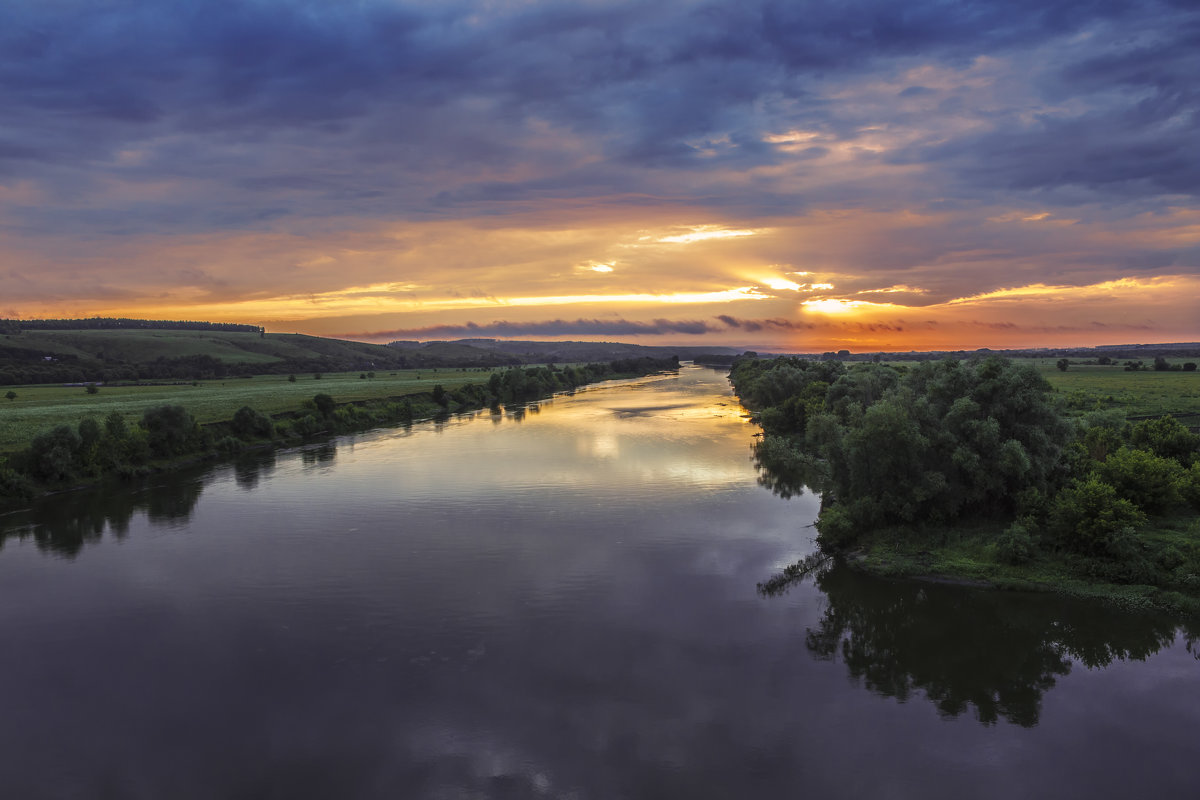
[313, 393, 335, 418]
[104, 411, 128, 440]
[231, 406, 274, 440]
[141, 405, 202, 458]
[1056, 359, 1069, 372]
[1128, 417, 1199, 464]
[26, 425, 82, 482]
[1096, 447, 1184, 513]
[4, 390, 15, 401]
[1049, 475, 1146, 556]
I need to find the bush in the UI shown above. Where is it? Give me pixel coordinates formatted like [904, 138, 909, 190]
[996, 521, 1036, 565]
[815, 505, 858, 549]
[1049, 476, 1146, 556]
[27, 425, 82, 482]
[0, 466, 36, 501]
[1178, 462, 1200, 511]
[291, 414, 324, 437]
[1096, 447, 1184, 513]
[231, 406, 274, 440]
[312, 393, 335, 418]
[141, 405, 202, 458]
[215, 435, 246, 455]
[104, 411, 128, 440]
[1128, 417, 1199, 464]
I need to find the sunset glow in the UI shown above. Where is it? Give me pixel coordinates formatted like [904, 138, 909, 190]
[1, 0, 1196, 351]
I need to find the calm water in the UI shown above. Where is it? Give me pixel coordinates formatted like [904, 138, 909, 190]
[0, 366, 1195, 799]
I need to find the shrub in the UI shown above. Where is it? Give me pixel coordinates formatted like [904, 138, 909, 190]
[996, 521, 1036, 565]
[104, 411, 128, 440]
[0, 466, 36, 501]
[27, 425, 82, 482]
[312, 393, 335, 417]
[141, 405, 202, 458]
[1178, 462, 1200, 511]
[215, 435, 245, 455]
[231, 406, 274, 440]
[1049, 476, 1146, 556]
[291, 414, 324, 437]
[1128, 417, 1199, 464]
[1096, 447, 1183, 513]
[815, 505, 858, 549]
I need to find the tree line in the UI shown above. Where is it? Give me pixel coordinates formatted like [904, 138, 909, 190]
[0, 358, 678, 505]
[0, 318, 262, 334]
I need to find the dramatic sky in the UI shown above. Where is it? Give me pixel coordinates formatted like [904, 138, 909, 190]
[2, 0, 1198, 351]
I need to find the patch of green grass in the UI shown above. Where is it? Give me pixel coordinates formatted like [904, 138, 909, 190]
[0, 369, 497, 453]
[848, 515, 1200, 616]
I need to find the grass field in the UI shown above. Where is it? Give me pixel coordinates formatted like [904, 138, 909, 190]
[0, 368, 497, 453]
[1030, 360, 1200, 418]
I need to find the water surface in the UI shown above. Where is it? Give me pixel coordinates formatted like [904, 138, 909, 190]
[0, 366, 1195, 799]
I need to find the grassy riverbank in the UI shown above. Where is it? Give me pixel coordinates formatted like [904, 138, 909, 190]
[839, 517, 1200, 616]
[0, 358, 679, 507]
[0, 368, 494, 454]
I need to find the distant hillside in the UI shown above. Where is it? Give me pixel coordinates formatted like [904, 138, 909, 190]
[0, 328, 515, 386]
[0, 317, 261, 334]
[389, 338, 740, 364]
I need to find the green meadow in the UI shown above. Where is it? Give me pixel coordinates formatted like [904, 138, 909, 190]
[1034, 360, 1200, 418]
[0, 369, 495, 454]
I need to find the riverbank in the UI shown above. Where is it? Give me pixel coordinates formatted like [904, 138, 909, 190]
[729, 354, 1200, 617]
[838, 521, 1200, 616]
[0, 358, 679, 509]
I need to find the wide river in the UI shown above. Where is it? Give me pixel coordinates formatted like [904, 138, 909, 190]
[0, 366, 1195, 798]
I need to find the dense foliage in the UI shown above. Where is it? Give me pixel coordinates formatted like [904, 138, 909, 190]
[732, 355, 1200, 590]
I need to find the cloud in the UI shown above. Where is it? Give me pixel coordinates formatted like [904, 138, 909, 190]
[346, 317, 723, 341]
[1, 0, 1198, 351]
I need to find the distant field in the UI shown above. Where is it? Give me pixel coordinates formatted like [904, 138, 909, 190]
[876, 356, 1200, 419]
[1031, 360, 1200, 418]
[0, 369, 495, 453]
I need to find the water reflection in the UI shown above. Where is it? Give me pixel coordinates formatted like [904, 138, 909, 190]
[796, 564, 1192, 726]
[300, 442, 337, 468]
[0, 473, 207, 557]
[233, 449, 277, 491]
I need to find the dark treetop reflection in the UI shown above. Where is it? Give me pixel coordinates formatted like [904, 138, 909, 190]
[802, 565, 1194, 727]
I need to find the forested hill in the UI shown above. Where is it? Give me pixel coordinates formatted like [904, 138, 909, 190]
[0, 328, 515, 386]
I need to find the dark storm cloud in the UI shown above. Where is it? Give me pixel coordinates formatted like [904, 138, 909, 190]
[3, 0, 1196, 237]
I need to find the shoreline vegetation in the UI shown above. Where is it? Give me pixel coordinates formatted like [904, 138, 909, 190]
[0, 357, 679, 511]
[731, 354, 1200, 616]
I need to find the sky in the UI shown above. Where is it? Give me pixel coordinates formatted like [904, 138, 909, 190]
[2, 0, 1198, 352]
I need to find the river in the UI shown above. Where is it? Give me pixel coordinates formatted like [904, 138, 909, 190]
[0, 365, 1195, 798]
